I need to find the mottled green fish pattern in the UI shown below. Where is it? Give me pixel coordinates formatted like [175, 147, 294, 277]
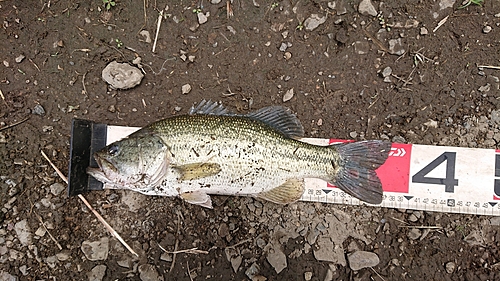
[87, 101, 391, 208]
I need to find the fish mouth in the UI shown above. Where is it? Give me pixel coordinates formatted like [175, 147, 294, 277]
[86, 154, 117, 185]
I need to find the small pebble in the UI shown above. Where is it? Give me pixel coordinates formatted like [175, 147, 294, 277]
[15, 54, 25, 63]
[408, 228, 422, 240]
[304, 271, 313, 281]
[483, 25, 492, 34]
[445, 261, 456, 273]
[382, 66, 392, 78]
[420, 27, 428, 35]
[33, 104, 46, 116]
[182, 84, 192, 95]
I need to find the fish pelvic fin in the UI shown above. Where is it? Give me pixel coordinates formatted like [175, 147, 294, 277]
[330, 140, 391, 205]
[180, 191, 213, 208]
[173, 162, 221, 181]
[257, 178, 305, 204]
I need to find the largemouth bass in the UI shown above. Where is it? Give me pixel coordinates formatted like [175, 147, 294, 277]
[87, 101, 391, 208]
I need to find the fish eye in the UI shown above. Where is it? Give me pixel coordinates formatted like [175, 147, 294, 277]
[108, 145, 119, 156]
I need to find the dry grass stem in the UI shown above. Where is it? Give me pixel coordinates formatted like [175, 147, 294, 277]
[40, 150, 139, 257]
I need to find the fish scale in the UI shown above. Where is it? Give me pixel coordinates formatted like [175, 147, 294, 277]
[150, 114, 334, 194]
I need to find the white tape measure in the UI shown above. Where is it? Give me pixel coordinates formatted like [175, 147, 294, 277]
[105, 126, 500, 216]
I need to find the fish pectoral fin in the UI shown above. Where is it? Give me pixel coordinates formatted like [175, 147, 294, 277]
[174, 163, 221, 181]
[180, 191, 213, 208]
[257, 178, 305, 204]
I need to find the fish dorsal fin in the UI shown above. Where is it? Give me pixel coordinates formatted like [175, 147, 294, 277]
[189, 100, 304, 138]
[189, 100, 232, 116]
[246, 106, 304, 138]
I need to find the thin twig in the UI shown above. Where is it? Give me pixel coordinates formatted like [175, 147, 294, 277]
[433, 15, 449, 33]
[187, 261, 194, 281]
[81, 72, 88, 95]
[159, 246, 208, 255]
[390, 217, 407, 225]
[370, 267, 386, 281]
[226, 238, 251, 249]
[169, 211, 181, 273]
[35, 211, 63, 250]
[28, 58, 40, 72]
[398, 225, 443, 229]
[153, 5, 168, 53]
[40, 150, 139, 257]
[0, 89, 9, 107]
[478, 65, 500, 70]
[0, 117, 30, 131]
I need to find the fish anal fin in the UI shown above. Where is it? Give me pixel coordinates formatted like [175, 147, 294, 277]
[180, 191, 213, 208]
[174, 162, 221, 181]
[257, 178, 305, 204]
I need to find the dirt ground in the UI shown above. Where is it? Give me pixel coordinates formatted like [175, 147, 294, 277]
[2, 0, 500, 280]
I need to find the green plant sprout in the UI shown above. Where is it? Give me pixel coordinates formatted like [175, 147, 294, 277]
[271, 2, 279, 9]
[458, 0, 484, 9]
[103, 0, 116, 11]
[296, 21, 304, 31]
[192, 8, 202, 14]
[115, 38, 123, 48]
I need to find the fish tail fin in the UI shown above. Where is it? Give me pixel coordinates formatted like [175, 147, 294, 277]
[330, 140, 391, 204]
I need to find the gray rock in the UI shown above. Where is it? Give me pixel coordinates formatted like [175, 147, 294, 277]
[56, 251, 70, 261]
[245, 263, 266, 281]
[304, 14, 327, 31]
[439, 0, 456, 10]
[211, 0, 221, 4]
[197, 12, 208, 24]
[483, 26, 492, 34]
[14, 220, 32, 246]
[225, 247, 242, 273]
[328, 1, 347, 15]
[15, 54, 25, 63]
[445, 261, 455, 273]
[81, 237, 109, 261]
[358, 0, 377, 16]
[181, 84, 192, 95]
[18, 265, 28, 276]
[45, 255, 58, 268]
[0, 271, 18, 281]
[491, 110, 500, 124]
[50, 183, 65, 196]
[102, 61, 144, 89]
[87, 265, 106, 281]
[313, 237, 346, 266]
[388, 38, 405, 55]
[138, 264, 163, 281]
[32, 104, 45, 116]
[478, 83, 491, 92]
[347, 251, 380, 270]
[382, 66, 392, 77]
[489, 217, 500, 226]
[279, 42, 288, 52]
[407, 228, 422, 240]
[266, 243, 287, 274]
[139, 30, 152, 43]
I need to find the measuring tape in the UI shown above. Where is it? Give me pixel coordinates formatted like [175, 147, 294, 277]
[303, 138, 500, 216]
[70, 120, 500, 216]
